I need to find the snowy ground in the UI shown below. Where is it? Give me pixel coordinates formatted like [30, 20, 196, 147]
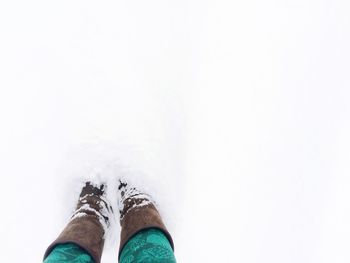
[1, 0, 350, 262]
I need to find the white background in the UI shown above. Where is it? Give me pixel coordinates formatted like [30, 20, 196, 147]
[1, 0, 350, 262]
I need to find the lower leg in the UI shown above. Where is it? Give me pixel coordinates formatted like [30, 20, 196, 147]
[117, 180, 176, 263]
[43, 182, 111, 263]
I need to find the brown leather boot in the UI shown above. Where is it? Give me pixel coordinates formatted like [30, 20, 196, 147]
[117, 180, 174, 259]
[44, 182, 112, 263]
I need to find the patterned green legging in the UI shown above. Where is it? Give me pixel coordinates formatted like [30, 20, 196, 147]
[44, 228, 176, 263]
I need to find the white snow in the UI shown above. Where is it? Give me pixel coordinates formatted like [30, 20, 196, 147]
[1, 0, 350, 263]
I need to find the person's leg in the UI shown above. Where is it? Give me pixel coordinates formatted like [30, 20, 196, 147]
[120, 228, 176, 263]
[44, 243, 94, 263]
[43, 182, 111, 263]
[117, 180, 176, 263]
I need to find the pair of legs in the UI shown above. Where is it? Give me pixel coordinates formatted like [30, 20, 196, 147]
[43, 180, 176, 263]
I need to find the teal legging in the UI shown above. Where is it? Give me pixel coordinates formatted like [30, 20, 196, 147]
[44, 229, 176, 263]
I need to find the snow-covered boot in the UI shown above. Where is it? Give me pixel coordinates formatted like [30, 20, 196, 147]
[44, 182, 112, 263]
[117, 179, 174, 258]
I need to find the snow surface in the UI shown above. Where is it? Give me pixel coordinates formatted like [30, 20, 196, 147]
[1, 0, 350, 262]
